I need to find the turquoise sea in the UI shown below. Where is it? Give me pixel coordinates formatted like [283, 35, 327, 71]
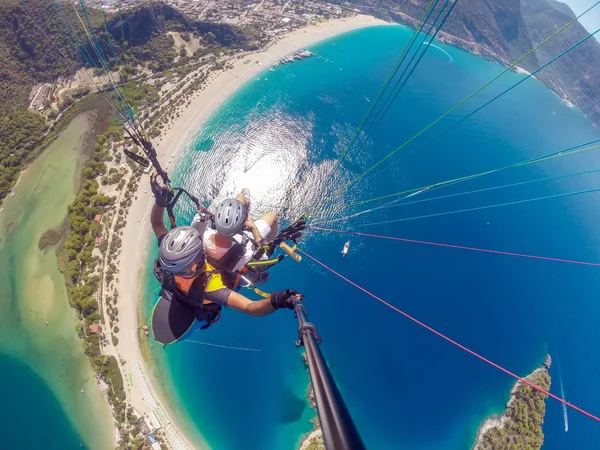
[0, 115, 112, 450]
[143, 25, 600, 449]
[0, 355, 84, 449]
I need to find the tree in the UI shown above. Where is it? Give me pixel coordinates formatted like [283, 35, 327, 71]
[205, 32, 216, 43]
[79, 297, 98, 316]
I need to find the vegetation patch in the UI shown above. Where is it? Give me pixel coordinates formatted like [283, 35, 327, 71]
[38, 225, 65, 251]
[475, 366, 551, 450]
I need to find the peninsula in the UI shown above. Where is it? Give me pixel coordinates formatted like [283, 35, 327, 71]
[472, 355, 552, 450]
[300, 355, 553, 450]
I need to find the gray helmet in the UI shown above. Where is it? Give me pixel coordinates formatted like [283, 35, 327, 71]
[215, 198, 247, 236]
[159, 226, 205, 277]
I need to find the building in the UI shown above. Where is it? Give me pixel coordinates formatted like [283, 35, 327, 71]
[140, 423, 151, 436]
[143, 416, 155, 432]
[29, 84, 52, 111]
[89, 323, 101, 335]
[148, 411, 162, 431]
[148, 434, 161, 450]
[94, 214, 103, 222]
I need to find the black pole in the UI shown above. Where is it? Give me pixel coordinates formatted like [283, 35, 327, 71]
[294, 302, 365, 450]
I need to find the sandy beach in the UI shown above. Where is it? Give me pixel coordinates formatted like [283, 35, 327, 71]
[112, 14, 388, 449]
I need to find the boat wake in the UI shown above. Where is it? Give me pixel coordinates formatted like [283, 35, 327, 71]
[560, 375, 569, 432]
[422, 42, 454, 62]
[556, 353, 569, 432]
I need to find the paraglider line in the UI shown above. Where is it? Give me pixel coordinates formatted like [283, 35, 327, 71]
[298, 249, 600, 423]
[310, 226, 600, 267]
[184, 340, 261, 352]
[348, 186, 600, 228]
[314, 0, 443, 213]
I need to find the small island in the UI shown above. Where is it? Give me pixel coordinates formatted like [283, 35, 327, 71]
[300, 354, 552, 450]
[473, 355, 552, 450]
[300, 354, 553, 450]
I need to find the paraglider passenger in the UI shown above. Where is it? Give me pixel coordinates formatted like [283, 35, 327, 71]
[149, 173, 301, 344]
[195, 190, 278, 272]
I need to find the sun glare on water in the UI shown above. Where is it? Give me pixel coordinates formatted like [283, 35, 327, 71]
[181, 110, 340, 222]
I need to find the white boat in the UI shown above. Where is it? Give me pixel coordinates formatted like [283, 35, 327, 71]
[342, 240, 350, 257]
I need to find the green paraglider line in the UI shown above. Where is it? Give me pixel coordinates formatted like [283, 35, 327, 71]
[348, 185, 600, 228]
[363, 0, 458, 138]
[314, 0, 600, 218]
[319, 164, 600, 224]
[340, 24, 600, 194]
[314, 0, 444, 213]
[326, 138, 600, 213]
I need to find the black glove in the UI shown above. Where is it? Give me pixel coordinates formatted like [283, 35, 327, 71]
[270, 289, 302, 310]
[150, 173, 170, 208]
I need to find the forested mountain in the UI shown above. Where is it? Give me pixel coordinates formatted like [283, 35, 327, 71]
[0, 1, 258, 202]
[2, 0, 600, 203]
[338, 0, 600, 127]
[520, 0, 600, 126]
[0, 1, 255, 94]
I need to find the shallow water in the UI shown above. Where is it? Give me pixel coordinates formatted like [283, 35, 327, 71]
[0, 115, 113, 450]
[144, 25, 600, 449]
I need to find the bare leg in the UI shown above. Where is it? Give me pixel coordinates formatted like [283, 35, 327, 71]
[235, 191, 248, 207]
[260, 211, 279, 241]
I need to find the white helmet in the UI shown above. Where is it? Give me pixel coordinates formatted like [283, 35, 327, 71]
[159, 226, 205, 277]
[215, 198, 247, 236]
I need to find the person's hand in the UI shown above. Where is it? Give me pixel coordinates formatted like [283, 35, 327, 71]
[245, 217, 263, 245]
[270, 289, 303, 310]
[150, 173, 170, 208]
[241, 187, 251, 204]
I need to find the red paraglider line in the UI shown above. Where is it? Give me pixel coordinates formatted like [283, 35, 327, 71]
[298, 248, 600, 423]
[310, 226, 600, 267]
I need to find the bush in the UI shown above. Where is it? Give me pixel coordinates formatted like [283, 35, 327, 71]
[84, 335, 101, 358]
[112, 334, 119, 346]
[114, 326, 120, 334]
[100, 356, 125, 404]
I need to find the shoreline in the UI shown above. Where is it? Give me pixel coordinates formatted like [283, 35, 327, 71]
[472, 355, 552, 450]
[0, 114, 114, 449]
[153, 15, 391, 173]
[113, 14, 389, 449]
